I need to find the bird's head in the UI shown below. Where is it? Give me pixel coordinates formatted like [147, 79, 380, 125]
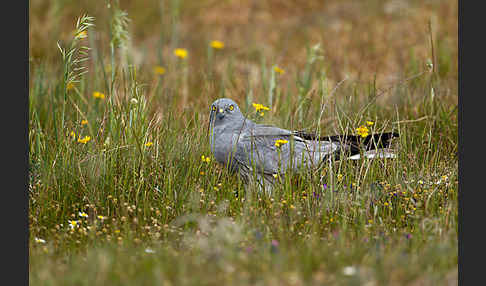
[208, 98, 244, 129]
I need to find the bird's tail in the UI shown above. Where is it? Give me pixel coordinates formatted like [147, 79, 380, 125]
[294, 131, 399, 160]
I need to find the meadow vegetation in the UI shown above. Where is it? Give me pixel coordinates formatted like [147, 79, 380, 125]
[29, 0, 457, 285]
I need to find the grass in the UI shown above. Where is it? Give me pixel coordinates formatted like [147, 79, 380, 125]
[29, 1, 457, 285]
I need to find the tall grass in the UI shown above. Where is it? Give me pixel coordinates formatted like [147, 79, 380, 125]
[29, 2, 457, 285]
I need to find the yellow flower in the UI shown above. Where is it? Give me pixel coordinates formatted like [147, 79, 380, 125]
[77, 136, 91, 144]
[153, 66, 166, 75]
[93, 91, 105, 99]
[145, 142, 154, 147]
[78, 211, 89, 218]
[66, 82, 75, 91]
[210, 40, 224, 49]
[337, 174, 343, 182]
[366, 121, 374, 126]
[274, 66, 285, 75]
[81, 120, 88, 125]
[70, 131, 76, 140]
[174, 48, 188, 59]
[355, 125, 369, 138]
[252, 103, 270, 117]
[201, 155, 211, 163]
[274, 139, 289, 148]
[97, 215, 106, 221]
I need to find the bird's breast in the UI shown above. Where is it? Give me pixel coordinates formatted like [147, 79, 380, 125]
[210, 126, 240, 170]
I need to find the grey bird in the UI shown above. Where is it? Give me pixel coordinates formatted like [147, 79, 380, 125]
[208, 98, 398, 192]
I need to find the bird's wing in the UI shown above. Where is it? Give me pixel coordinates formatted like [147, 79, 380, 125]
[293, 130, 399, 155]
[232, 125, 339, 175]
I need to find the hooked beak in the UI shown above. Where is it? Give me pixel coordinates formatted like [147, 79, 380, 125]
[208, 107, 225, 137]
[216, 108, 225, 120]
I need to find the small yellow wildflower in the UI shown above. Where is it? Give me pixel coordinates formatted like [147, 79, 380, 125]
[252, 103, 270, 114]
[70, 131, 76, 140]
[201, 155, 211, 163]
[93, 91, 105, 99]
[97, 215, 106, 221]
[272, 173, 278, 178]
[77, 136, 91, 144]
[66, 82, 75, 91]
[145, 142, 154, 147]
[356, 125, 369, 138]
[337, 174, 343, 182]
[274, 139, 289, 148]
[81, 120, 88, 125]
[210, 40, 224, 49]
[274, 66, 285, 75]
[366, 121, 374, 126]
[153, 66, 166, 75]
[174, 48, 188, 59]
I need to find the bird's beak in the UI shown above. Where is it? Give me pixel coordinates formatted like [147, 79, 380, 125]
[217, 108, 225, 120]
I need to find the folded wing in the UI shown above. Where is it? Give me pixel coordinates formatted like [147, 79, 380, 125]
[232, 125, 340, 177]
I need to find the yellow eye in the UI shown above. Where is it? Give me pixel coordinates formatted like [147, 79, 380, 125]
[229, 105, 234, 111]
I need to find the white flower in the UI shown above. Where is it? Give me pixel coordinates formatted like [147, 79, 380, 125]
[68, 220, 79, 229]
[131, 98, 138, 104]
[145, 248, 155, 254]
[34, 237, 46, 244]
[79, 211, 88, 218]
[342, 266, 357, 276]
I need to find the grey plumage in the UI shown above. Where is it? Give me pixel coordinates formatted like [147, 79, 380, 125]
[208, 98, 398, 192]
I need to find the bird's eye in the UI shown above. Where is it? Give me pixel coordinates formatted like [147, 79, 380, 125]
[212, 106, 216, 111]
[229, 105, 234, 111]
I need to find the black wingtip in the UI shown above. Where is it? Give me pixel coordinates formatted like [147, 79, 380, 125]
[294, 130, 399, 154]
